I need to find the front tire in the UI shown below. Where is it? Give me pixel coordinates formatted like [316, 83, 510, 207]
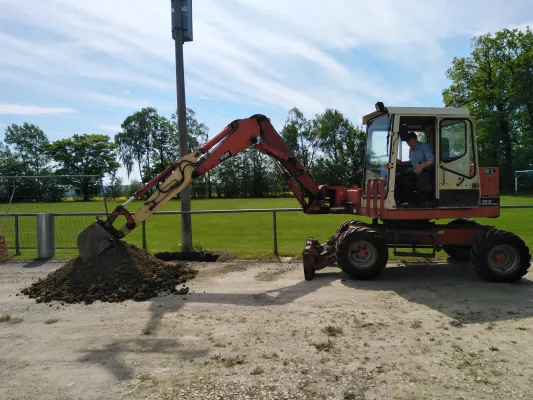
[336, 220, 368, 235]
[470, 230, 531, 283]
[335, 226, 388, 280]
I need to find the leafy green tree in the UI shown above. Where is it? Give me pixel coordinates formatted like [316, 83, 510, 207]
[280, 107, 318, 170]
[47, 134, 120, 201]
[3, 122, 51, 174]
[171, 107, 209, 153]
[442, 26, 533, 191]
[0, 142, 25, 203]
[310, 109, 366, 187]
[115, 107, 161, 184]
[171, 108, 211, 198]
[1, 124, 65, 202]
[106, 173, 124, 199]
[125, 179, 143, 197]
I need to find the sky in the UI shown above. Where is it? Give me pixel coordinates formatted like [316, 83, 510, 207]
[0, 0, 532, 184]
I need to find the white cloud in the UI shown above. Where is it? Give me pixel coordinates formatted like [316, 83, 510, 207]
[0, 103, 75, 115]
[0, 0, 531, 127]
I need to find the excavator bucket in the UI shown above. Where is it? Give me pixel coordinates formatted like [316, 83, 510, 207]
[76, 221, 116, 263]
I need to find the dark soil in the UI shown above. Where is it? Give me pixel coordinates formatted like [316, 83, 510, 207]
[20, 242, 197, 304]
[154, 250, 236, 262]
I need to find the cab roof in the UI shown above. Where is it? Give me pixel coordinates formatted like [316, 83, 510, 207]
[362, 106, 470, 125]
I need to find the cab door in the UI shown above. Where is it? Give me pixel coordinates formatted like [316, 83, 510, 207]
[437, 117, 480, 208]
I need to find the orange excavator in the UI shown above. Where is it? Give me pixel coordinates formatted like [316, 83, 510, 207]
[77, 104, 531, 283]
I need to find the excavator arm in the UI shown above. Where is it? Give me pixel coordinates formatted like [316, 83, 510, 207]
[76, 114, 331, 262]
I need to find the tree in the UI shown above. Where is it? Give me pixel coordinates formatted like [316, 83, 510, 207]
[311, 109, 365, 186]
[442, 26, 533, 191]
[115, 107, 162, 184]
[0, 142, 25, 203]
[171, 108, 211, 198]
[126, 179, 143, 197]
[47, 134, 120, 201]
[171, 107, 209, 152]
[1, 124, 65, 202]
[280, 107, 318, 171]
[3, 122, 51, 174]
[107, 173, 124, 199]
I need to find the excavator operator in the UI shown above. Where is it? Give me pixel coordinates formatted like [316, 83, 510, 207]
[384, 131, 434, 204]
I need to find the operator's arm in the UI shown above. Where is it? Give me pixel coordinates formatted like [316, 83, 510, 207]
[414, 143, 434, 173]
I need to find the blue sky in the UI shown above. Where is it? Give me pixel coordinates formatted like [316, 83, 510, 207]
[1, 0, 532, 184]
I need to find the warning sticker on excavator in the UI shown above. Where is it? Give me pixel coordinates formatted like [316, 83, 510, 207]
[219, 151, 231, 162]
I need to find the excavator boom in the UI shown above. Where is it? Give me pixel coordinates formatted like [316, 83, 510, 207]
[76, 114, 331, 263]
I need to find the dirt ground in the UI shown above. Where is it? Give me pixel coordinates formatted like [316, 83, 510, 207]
[1, 258, 533, 400]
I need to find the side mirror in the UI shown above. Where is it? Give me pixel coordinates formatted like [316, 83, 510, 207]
[399, 124, 409, 141]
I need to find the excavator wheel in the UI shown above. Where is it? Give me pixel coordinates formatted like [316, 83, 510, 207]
[336, 220, 368, 235]
[470, 230, 531, 283]
[442, 218, 481, 261]
[335, 226, 388, 280]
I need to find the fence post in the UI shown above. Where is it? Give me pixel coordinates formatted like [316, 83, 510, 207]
[37, 213, 55, 260]
[273, 211, 278, 256]
[142, 220, 147, 250]
[100, 175, 109, 217]
[14, 215, 20, 255]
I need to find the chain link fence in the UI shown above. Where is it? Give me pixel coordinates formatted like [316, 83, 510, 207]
[0, 175, 108, 254]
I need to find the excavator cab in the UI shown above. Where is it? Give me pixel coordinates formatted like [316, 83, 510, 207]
[361, 103, 482, 211]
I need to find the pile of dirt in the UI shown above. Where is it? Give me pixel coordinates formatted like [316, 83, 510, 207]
[154, 250, 236, 262]
[20, 242, 197, 304]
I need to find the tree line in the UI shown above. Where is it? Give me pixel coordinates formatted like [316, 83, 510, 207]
[1, 26, 532, 203]
[443, 26, 533, 191]
[0, 106, 367, 202]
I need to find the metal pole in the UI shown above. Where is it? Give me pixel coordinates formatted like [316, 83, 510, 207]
[142, 220, 147, 250]
[37, 213, 55, 259]
[100, 175, 109, 217]
[273, 211, 278, 255]
[14, 215, 20, 255]
[173, 2, 192, 253]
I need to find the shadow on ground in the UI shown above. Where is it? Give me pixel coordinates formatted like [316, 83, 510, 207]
[339, 260, 533, 324]
[76, 338, 210, 381]
[145, 259, 533, 331]
[143, 270, 336, 333]
[75, 268, 335, 382]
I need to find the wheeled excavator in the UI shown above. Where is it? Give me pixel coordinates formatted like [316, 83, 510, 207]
[77, 103, 531, 283]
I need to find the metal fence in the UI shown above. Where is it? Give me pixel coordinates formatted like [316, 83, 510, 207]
[2, 205, 533, 259]
[1, 208, 303, 258]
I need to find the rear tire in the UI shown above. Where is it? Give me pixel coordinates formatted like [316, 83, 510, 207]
[443, 218, 481, 261]
[335, 226, 388, 280]
[470, 230, 531, 283]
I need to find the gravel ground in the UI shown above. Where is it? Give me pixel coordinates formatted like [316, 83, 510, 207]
[1, 258, 533, 400]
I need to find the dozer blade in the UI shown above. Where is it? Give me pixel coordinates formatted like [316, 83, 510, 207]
[77, 221, 117, 263]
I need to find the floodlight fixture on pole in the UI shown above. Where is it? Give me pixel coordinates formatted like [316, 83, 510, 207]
[171, 0, 193, 252]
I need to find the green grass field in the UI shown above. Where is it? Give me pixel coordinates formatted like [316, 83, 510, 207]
[1, 195, 532, 261]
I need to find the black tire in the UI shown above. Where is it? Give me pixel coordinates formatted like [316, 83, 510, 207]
[443, 218, 481, 261]
[336, 220, 368, 235]
[303, 259, 315, 281]
[335, 226, 388, 280]
[470, 230, 531, 283]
